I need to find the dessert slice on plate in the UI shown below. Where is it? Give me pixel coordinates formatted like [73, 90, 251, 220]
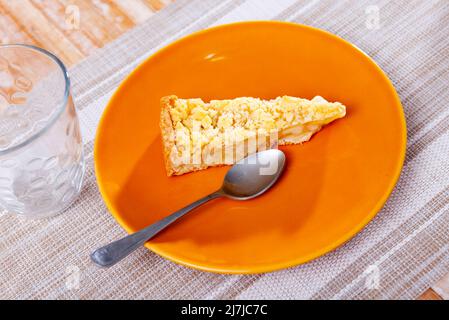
[160, 95, 346, 176]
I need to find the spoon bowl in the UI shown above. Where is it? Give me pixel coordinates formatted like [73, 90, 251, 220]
[221, 149, 286, 200]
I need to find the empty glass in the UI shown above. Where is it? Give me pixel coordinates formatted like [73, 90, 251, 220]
[0, 44, 84, 218]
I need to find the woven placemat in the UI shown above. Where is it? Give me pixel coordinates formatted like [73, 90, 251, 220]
[1, 0, 448, 299]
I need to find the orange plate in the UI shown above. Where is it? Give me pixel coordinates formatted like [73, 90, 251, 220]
[95, 22, 406, 274]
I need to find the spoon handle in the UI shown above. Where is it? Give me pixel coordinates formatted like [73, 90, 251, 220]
[91, 191, 222, 267]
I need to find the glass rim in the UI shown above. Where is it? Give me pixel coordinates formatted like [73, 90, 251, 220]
[0, 44, 70, 156]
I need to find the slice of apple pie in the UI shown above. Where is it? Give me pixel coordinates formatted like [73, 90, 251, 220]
[160, 95, 346, 176]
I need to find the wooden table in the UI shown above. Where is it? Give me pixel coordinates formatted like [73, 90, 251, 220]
[0, 0, 172, 66]
[0, 0, 446, 300]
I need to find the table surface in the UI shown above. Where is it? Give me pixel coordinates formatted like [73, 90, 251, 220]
[0, 0, 446, 300]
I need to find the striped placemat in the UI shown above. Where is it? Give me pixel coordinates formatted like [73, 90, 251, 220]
[1, 0, 448, 299]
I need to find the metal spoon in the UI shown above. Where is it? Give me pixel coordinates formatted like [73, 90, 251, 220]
[91, 149, 286, 267]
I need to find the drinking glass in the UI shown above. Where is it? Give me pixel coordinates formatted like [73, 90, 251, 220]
[0, 44, 84, 218]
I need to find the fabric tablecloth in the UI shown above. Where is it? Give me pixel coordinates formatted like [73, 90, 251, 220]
[1, 0, 448, 299]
